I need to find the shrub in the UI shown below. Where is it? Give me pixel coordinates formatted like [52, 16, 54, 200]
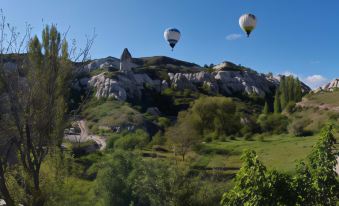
[107, 133, 123, 149]
[285, 101, 296, 114]
[150, 131, 166, 146]
[157, 117, 171, 128]
[114, 129, 149, 150]
[257, 114, 288, 134]
[289, 119, 313, 137]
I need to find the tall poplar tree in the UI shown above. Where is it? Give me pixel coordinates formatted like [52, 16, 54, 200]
[263, 101, 270, 114]
[274, 90, 281, 114]
[0, 25, 71, 206]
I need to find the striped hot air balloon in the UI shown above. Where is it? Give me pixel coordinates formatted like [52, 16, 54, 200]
[164, 28, 181, 51]
[239, 14, 257, 37]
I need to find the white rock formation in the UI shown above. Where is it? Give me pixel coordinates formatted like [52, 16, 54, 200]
[79, 57, 311, 101]
[80, 56, 120, 73]
[322, 79, 339, 91]
[89, 73, 127, 101]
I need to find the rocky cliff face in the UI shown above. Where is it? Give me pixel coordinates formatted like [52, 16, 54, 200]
[85, 72, 165, 101]
[74, 58, 312, 101]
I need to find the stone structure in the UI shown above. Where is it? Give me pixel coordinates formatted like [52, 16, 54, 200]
[120, 48, 134, 72]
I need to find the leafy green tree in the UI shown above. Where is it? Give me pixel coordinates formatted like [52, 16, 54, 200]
[221, 150, 272, 206]
[96, 151, 221, 206]
[292, 124, 339, 206]
[191, 96, 240, 136]
[166, 111, 200, 161]
[292, 162, 315, 205]
[307, 124, 338, 205]
[257, 114, 288, 134]
[0, 25, 71, 206]
[96, 151, 135, 206]
[222, 125, 339, 206]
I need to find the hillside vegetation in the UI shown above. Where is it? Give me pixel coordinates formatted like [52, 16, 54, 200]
[0, 17, 337, 206]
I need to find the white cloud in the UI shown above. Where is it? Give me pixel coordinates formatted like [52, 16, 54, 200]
[226, 33, 243, 41]
[303, 74, 328, 89]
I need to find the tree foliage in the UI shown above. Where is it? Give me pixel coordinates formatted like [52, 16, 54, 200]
[274, 75, 303, 113]
[166, 111, 200, 161]
[190, 96, 240, 137]
[257, 114, 288, 134]
[0, 25, 71, 206]
[221, 124, 339, 206]
[96, 151, 222, 206]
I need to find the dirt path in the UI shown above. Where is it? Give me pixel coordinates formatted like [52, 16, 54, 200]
[89, 135, 107, 151]
[64, 120, 106, 150]
[79, 120, 106, 151]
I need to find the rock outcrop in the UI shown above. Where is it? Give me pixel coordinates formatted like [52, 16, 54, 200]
[75, 54, 311, 101]
[314, 79, 339, 92]
[80, 56, 121, 73]
[85, 69, 277, 100]
[87, 72, 167, 101]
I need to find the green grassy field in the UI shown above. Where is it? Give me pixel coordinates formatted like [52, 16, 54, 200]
[194, 134, 319, 173]
[140, 130, 339, 177]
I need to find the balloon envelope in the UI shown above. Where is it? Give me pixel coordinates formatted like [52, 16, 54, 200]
[164, 28, 181, 50]
[239, 14, 257, 37]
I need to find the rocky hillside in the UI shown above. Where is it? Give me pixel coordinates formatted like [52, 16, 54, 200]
[73, 49, 311, 102]
[1, 52, 312, 103]
[314, 78, 339, 93]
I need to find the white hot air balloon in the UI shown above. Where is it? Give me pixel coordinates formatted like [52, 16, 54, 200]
[239, 14, 257, 37]
[164, 28, 181, 51]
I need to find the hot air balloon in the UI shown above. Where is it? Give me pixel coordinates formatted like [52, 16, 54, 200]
[164, 28, 181, 51]
[239, 14, 257, 37]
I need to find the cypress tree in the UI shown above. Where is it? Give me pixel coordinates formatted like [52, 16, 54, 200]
[274, 89, 281, 113]
[295, 78, 302, 102]
[279, 76, 287, 110]
[287, 76, 295, 102]
[263, 101, 270, 114]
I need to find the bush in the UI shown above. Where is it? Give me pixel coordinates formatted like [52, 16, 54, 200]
[285, 101, 296, 114]
[289, 119, 313, 137]
[150, 131, 166, 146]
[257, 114, 288, 134]
[114, 129, 149, 150]
[107, 133, 123, 149]
[157, 117, 171, 128]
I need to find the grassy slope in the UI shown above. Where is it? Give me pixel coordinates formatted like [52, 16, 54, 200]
[82, 99, 144, 133]
[306, 90, 339, 106]
[291, 91, 339, 132]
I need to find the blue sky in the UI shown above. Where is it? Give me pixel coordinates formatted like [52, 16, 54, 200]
[2, 0, 339, 88]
